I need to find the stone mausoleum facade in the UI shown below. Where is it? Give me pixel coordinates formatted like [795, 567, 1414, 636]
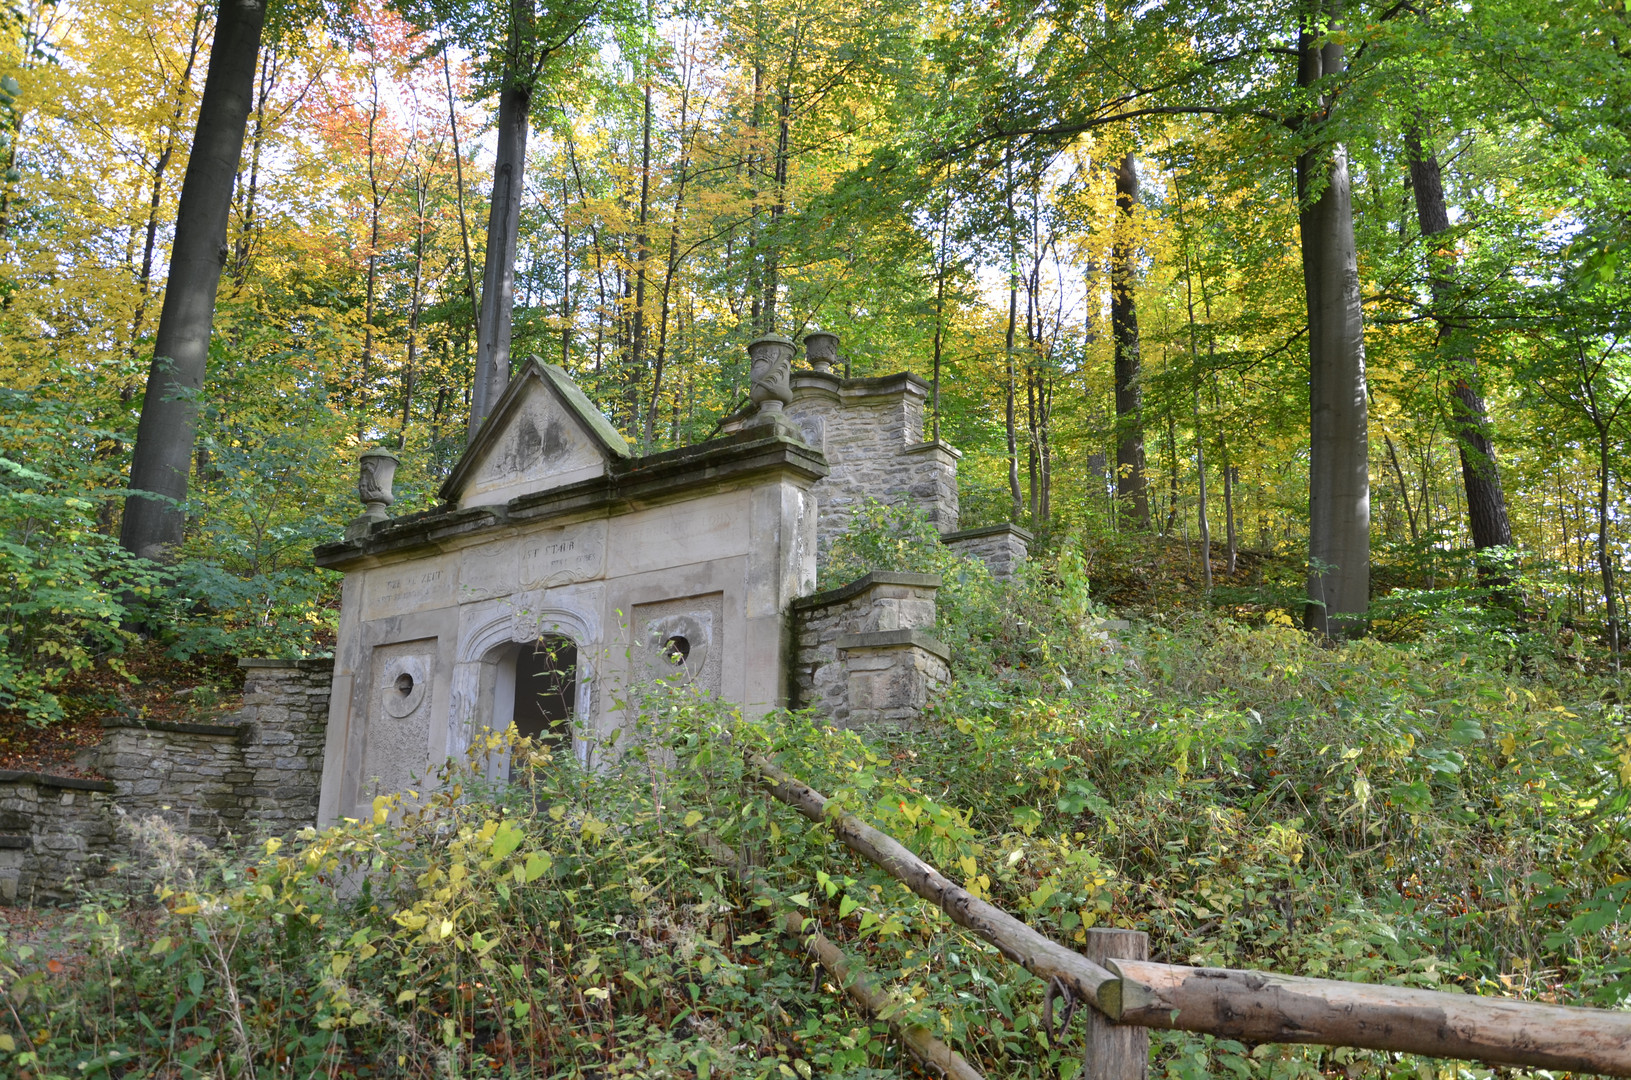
[310, 332, 1029, 825]
[0, 334, 1031, 900]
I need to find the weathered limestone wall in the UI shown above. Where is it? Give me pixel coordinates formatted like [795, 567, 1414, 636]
[0, 771, 116, 904]
[942, 523, 1032, 581]
[782, 372, 961, 552]
[98, 721, 249, 840]
[236, 658, 333, 829]
[0, 658, 332, 905]
[97, 658, 332, 841]
[790, 572, 949, 728]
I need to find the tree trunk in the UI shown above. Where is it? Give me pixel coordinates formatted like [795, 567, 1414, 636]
[130, 0, 210, 355]
[443, 46, 478, 362]
[230, 48, 275, 293]
[400, 174, 427, 448]
[1112, 151, 1150, 528]
[1004, 150, 1022, 520]
[121, 0, 264, 561]
[359, 69, 384, 436]
[632, 48, 652, 436]
[468, 0, 534, 443]
[1298, 4, 1370, 638]
[1404, 125, 1513, 558]
[1195, 384, 1212, 590]
[1598, 426, 1621, 666]
[646, 51, 699, 447]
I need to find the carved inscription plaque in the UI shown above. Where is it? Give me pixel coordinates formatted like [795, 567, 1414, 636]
[459, 544, 516, 603]
[363, 560, 454, 621]
[521, 521, 607, 588]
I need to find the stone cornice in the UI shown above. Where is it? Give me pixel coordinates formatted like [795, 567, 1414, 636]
[315, 430, 828, 571]
[790, 571, 943, 612]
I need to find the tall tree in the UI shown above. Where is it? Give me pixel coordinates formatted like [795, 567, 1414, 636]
[1296, 1, 1369, 637]
[1404, 127, 1513, 560]
[397, 0, 604, 443]
[120, 0, 265, 560]
[467, 0, 535, 441]
[1111, 151, 1150, 528]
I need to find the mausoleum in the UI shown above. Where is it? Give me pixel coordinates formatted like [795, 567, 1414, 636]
[310, 332, 1030, 826]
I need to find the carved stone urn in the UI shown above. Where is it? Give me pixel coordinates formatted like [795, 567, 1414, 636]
[746, 334, 794, 424]
[345, 447, 399, 541]
[802, 327, 839, 374]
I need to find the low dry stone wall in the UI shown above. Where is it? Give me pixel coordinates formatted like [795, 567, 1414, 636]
[0, 771, 117, 904]
[0, 657, 332, 906]
[942, 523, 1031, 580]
[790, 572, 949, 727]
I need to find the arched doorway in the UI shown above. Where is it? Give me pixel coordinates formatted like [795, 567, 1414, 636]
[511, 635, 576, 749]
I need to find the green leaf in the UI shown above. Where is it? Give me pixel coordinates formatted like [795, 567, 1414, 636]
[490, 820, 525, 860]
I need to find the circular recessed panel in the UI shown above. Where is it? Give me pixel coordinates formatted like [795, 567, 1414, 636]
[644, 614, 709, 682]
[383, 655, 429, 718]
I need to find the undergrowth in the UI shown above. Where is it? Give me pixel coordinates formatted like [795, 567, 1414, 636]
[3, 516, 1629, 1078]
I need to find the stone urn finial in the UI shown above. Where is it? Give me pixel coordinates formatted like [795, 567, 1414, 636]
[747, 334, 794, 421]
[345, 447, 399, 541]
[803, 326, 839, 374]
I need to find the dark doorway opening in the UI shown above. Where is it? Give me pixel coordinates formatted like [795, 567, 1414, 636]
[513, 636, 576, 750]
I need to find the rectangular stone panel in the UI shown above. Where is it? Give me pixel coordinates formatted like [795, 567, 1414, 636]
[520, 519, 607, 588]
[630, 592, 725, 697]
[359, 638, 439, 806]
[363, 558, 455, 621]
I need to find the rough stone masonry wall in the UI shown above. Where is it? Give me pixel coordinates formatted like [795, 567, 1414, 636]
[790, 572, 942, 726]
[0, 772, 117, 904]
[942, 523, 1032, 581]
[96, 658, 332, 842]
[234, 658, 333, 830]
[783, 373, 960, 553]
[0, 658, 332, 905]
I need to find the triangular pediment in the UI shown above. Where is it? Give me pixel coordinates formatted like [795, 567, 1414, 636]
[441, 359, 631, 508]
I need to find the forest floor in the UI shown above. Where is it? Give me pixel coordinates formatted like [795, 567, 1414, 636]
[0, 645, 245, 778]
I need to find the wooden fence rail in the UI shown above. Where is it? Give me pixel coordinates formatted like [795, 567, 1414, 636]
[744, 752, 1631, 1078]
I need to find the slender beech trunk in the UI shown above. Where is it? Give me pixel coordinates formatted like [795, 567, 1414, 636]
[230, 49, 275, 293]
[560, 176, 571, 366]
[1382, 429, 1419, 542]
[121, 0, 264, 560]
[1596, 426, 1620, 666]
[1404, 125, 1513, 559]
[1176, 173, 1211, 586]
[931, 166, 950, 443]
[632, 45, 653, 424]
[400, 173, 428, 448]
[1195, 384, 1212, 589]
[563, 123, 608, 372]
[646, 44, 699, 446]
[1297, 2, 1371, 637]
[1004, 151, 1022, 521]
[761, 26, 800, 334]
[1112, 151, 1150, 528]
[359, 69, 386, 434]
[468, 0, 533, 443]
[1223, 455, 1238, 574]
[1165, 408, 1179, 535]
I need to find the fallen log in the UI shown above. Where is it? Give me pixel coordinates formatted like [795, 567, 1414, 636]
[746, 751, 1121, 1016]
[692, 830, 985, 1080]
[1112, 958, 1631, 1076]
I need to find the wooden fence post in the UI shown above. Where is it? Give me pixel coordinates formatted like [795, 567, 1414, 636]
[1082, 928, 1148, 1080]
